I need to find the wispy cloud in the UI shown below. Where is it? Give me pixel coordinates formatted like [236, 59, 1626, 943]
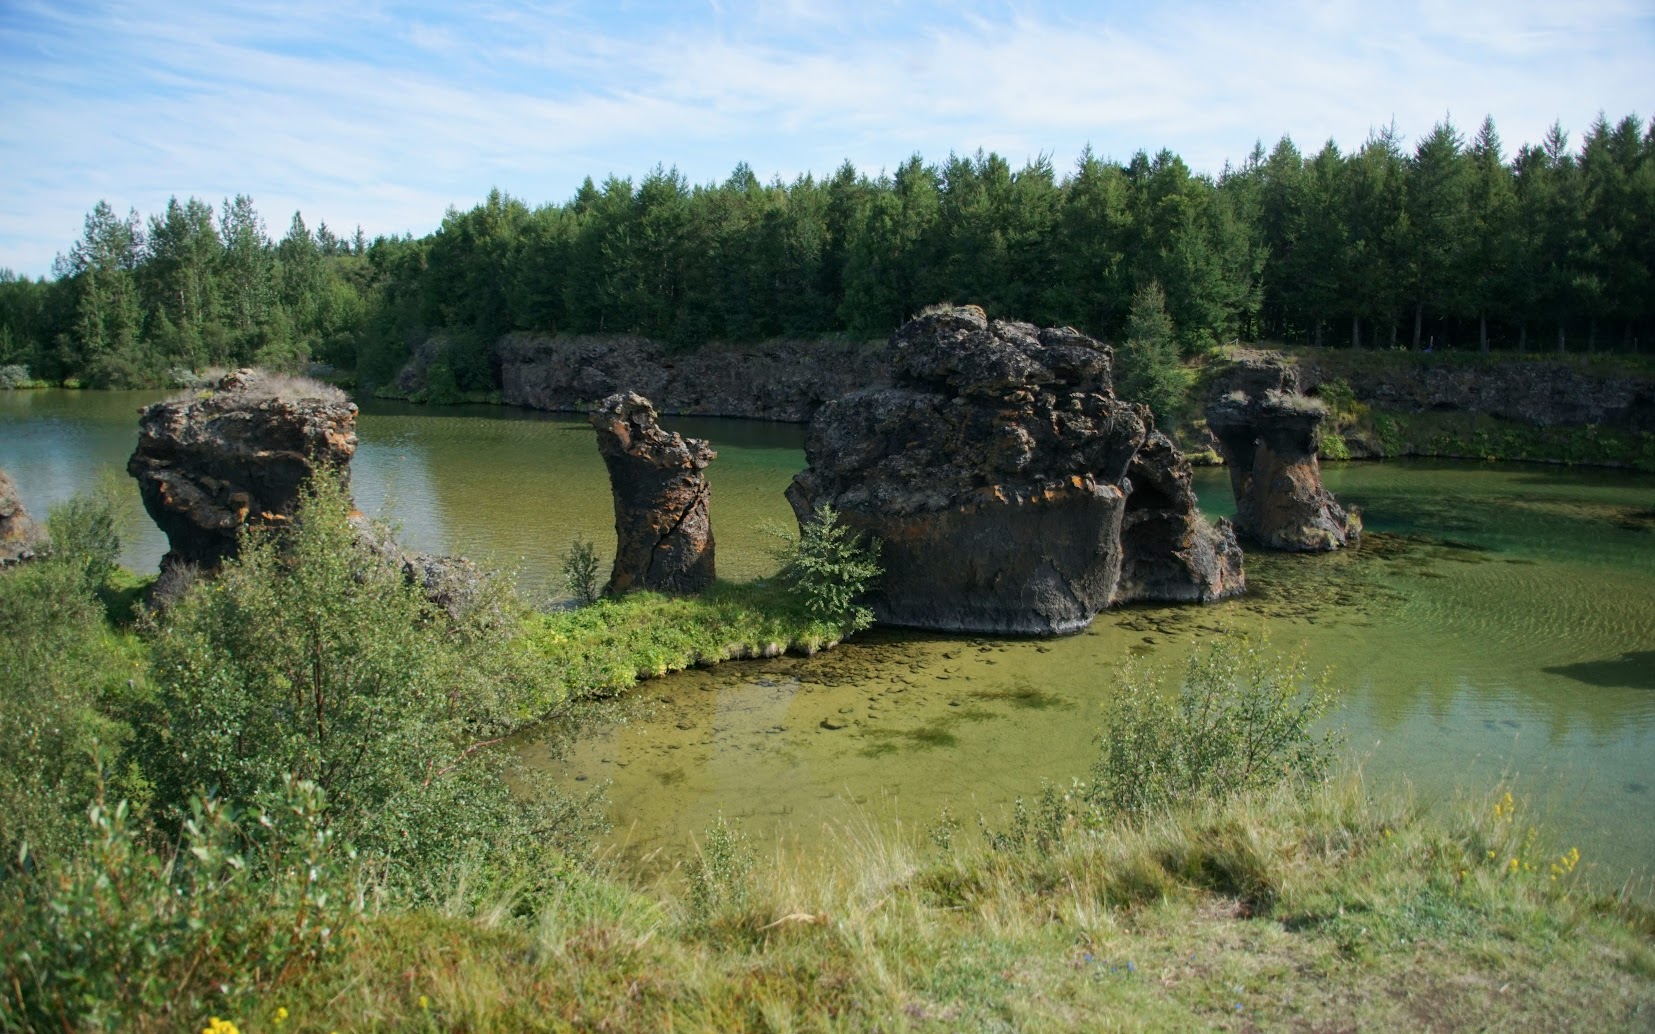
[1, 0, 1649, 275]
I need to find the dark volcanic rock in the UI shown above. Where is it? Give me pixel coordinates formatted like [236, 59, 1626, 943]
[501, 334, 887, 422]
[0, 467, 41, 566]
[127, 370, 358, 577]
[1114, 430, 1246, 604]
[789, 305, 1173, 636]
[1207, 350, 1355, 551]
[590, 392, 716, 595]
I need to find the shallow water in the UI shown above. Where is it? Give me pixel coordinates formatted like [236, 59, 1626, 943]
[5, 390, 1652, 880]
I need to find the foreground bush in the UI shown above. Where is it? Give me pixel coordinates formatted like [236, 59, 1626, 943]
[133, 473, 603, 880]
[0, 489, 140, 865]
[1, 778, 363, 1032]
[1090, 633, 1339, 819]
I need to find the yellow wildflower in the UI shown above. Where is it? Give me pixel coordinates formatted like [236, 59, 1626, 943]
[1507, 857, 1519, 875]
[273, 1007, 289, 1025]
[202, 1020, 241, 1034]
[419, 994, 430, 1010]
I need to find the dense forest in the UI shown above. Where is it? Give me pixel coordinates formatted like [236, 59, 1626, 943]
[2, 112, 1651, 392]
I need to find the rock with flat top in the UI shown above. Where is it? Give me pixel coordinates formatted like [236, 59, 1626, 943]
[127, 369, 358, 578]
[1206, 350, 1356, 551]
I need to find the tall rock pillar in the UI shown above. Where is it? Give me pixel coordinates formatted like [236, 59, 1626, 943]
[1205, 350, 1356, 551]
[590, 391, 716, 595]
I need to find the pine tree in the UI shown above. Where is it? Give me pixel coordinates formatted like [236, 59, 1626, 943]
[1115, 280, 1191, 420]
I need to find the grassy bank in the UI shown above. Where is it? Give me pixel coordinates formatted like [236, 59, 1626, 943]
[510, 582, 852, 717]
[57, 774, 1654, 1033]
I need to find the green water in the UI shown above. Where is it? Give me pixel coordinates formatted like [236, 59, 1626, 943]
[5, 390, 1653, 879]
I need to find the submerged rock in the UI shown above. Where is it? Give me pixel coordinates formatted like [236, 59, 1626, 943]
[0, 467, 41, 566]
[788, 305, 1238, 635]
[1114, 429, 1246, 604]
[590, 392, 716, 595]
[1206, 350, 1356, 551]
[127, 369, 358, 577]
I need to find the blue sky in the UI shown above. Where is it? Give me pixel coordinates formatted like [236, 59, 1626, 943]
[1, 0, 1651, 277]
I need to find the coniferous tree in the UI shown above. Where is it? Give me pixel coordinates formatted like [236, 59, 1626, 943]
[1465, 117, 1515, 351]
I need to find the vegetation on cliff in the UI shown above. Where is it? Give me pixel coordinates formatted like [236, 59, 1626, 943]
[3, 112, 1652, 393]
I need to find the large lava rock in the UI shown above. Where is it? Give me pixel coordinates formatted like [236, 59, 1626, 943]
[1114, 430, 1246, 604]
[1206, 350, 1355, 551]
[590, 392, 716, 595]
[788, 305, 1239, 635]
[127, 370, 358, 577]
[0, 467, 41, 566]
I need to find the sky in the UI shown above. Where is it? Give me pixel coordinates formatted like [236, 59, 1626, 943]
[1, 0, 1651, 277]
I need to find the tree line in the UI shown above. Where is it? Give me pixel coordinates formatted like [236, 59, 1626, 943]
[2, 112, 1650, 391]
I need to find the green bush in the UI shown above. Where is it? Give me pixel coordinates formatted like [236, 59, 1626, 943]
[685, 816, 754, 930]
[44, 476, 124, 592]
[562, 535, 603, 604]
[1089, 633, 1339, 819]
[0, 556, 136, 865]
[0, 775, 363, 1032]
[0, 482, 142, 864]
[773, 504, 882, 634]
[132, 472, 603, 881]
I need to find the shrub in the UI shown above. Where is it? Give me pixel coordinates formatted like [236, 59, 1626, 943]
[0, 364, 32, 389]
[685, 816, 754, 929]
[0, 776, 364, 1032]
[562, 535, 603, 604]
[0, 556, 134, 865]
[133, 472, 603, 881]
[44, 476, 124, 592]
[1089, 633, 1339, 820]
[773, 504, 882, 633]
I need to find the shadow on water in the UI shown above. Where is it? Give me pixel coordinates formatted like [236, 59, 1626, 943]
[1543, 651, 1655, 691]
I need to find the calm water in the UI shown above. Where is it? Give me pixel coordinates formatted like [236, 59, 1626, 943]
[5, 389, 1653, 880]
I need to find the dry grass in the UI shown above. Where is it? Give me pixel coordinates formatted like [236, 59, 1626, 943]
[168, 368, 350, 406]
[154, 774, 1654, 1033]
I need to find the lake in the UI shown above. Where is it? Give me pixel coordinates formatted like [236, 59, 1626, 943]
[5, 388, 1653, 881]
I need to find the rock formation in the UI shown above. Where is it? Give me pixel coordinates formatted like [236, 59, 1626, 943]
[1206, 350, 1356, 551]
[787, 306, 1241, 635]
[0, 467, 41, 566]
[590, 392, 716, 595]
[1114, 429, 1246, 604]
[127, 369, 358, 577]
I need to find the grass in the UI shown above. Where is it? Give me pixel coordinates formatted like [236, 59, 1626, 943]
[510, 580, 852, 717]
[137, 774, 1653, 1033]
